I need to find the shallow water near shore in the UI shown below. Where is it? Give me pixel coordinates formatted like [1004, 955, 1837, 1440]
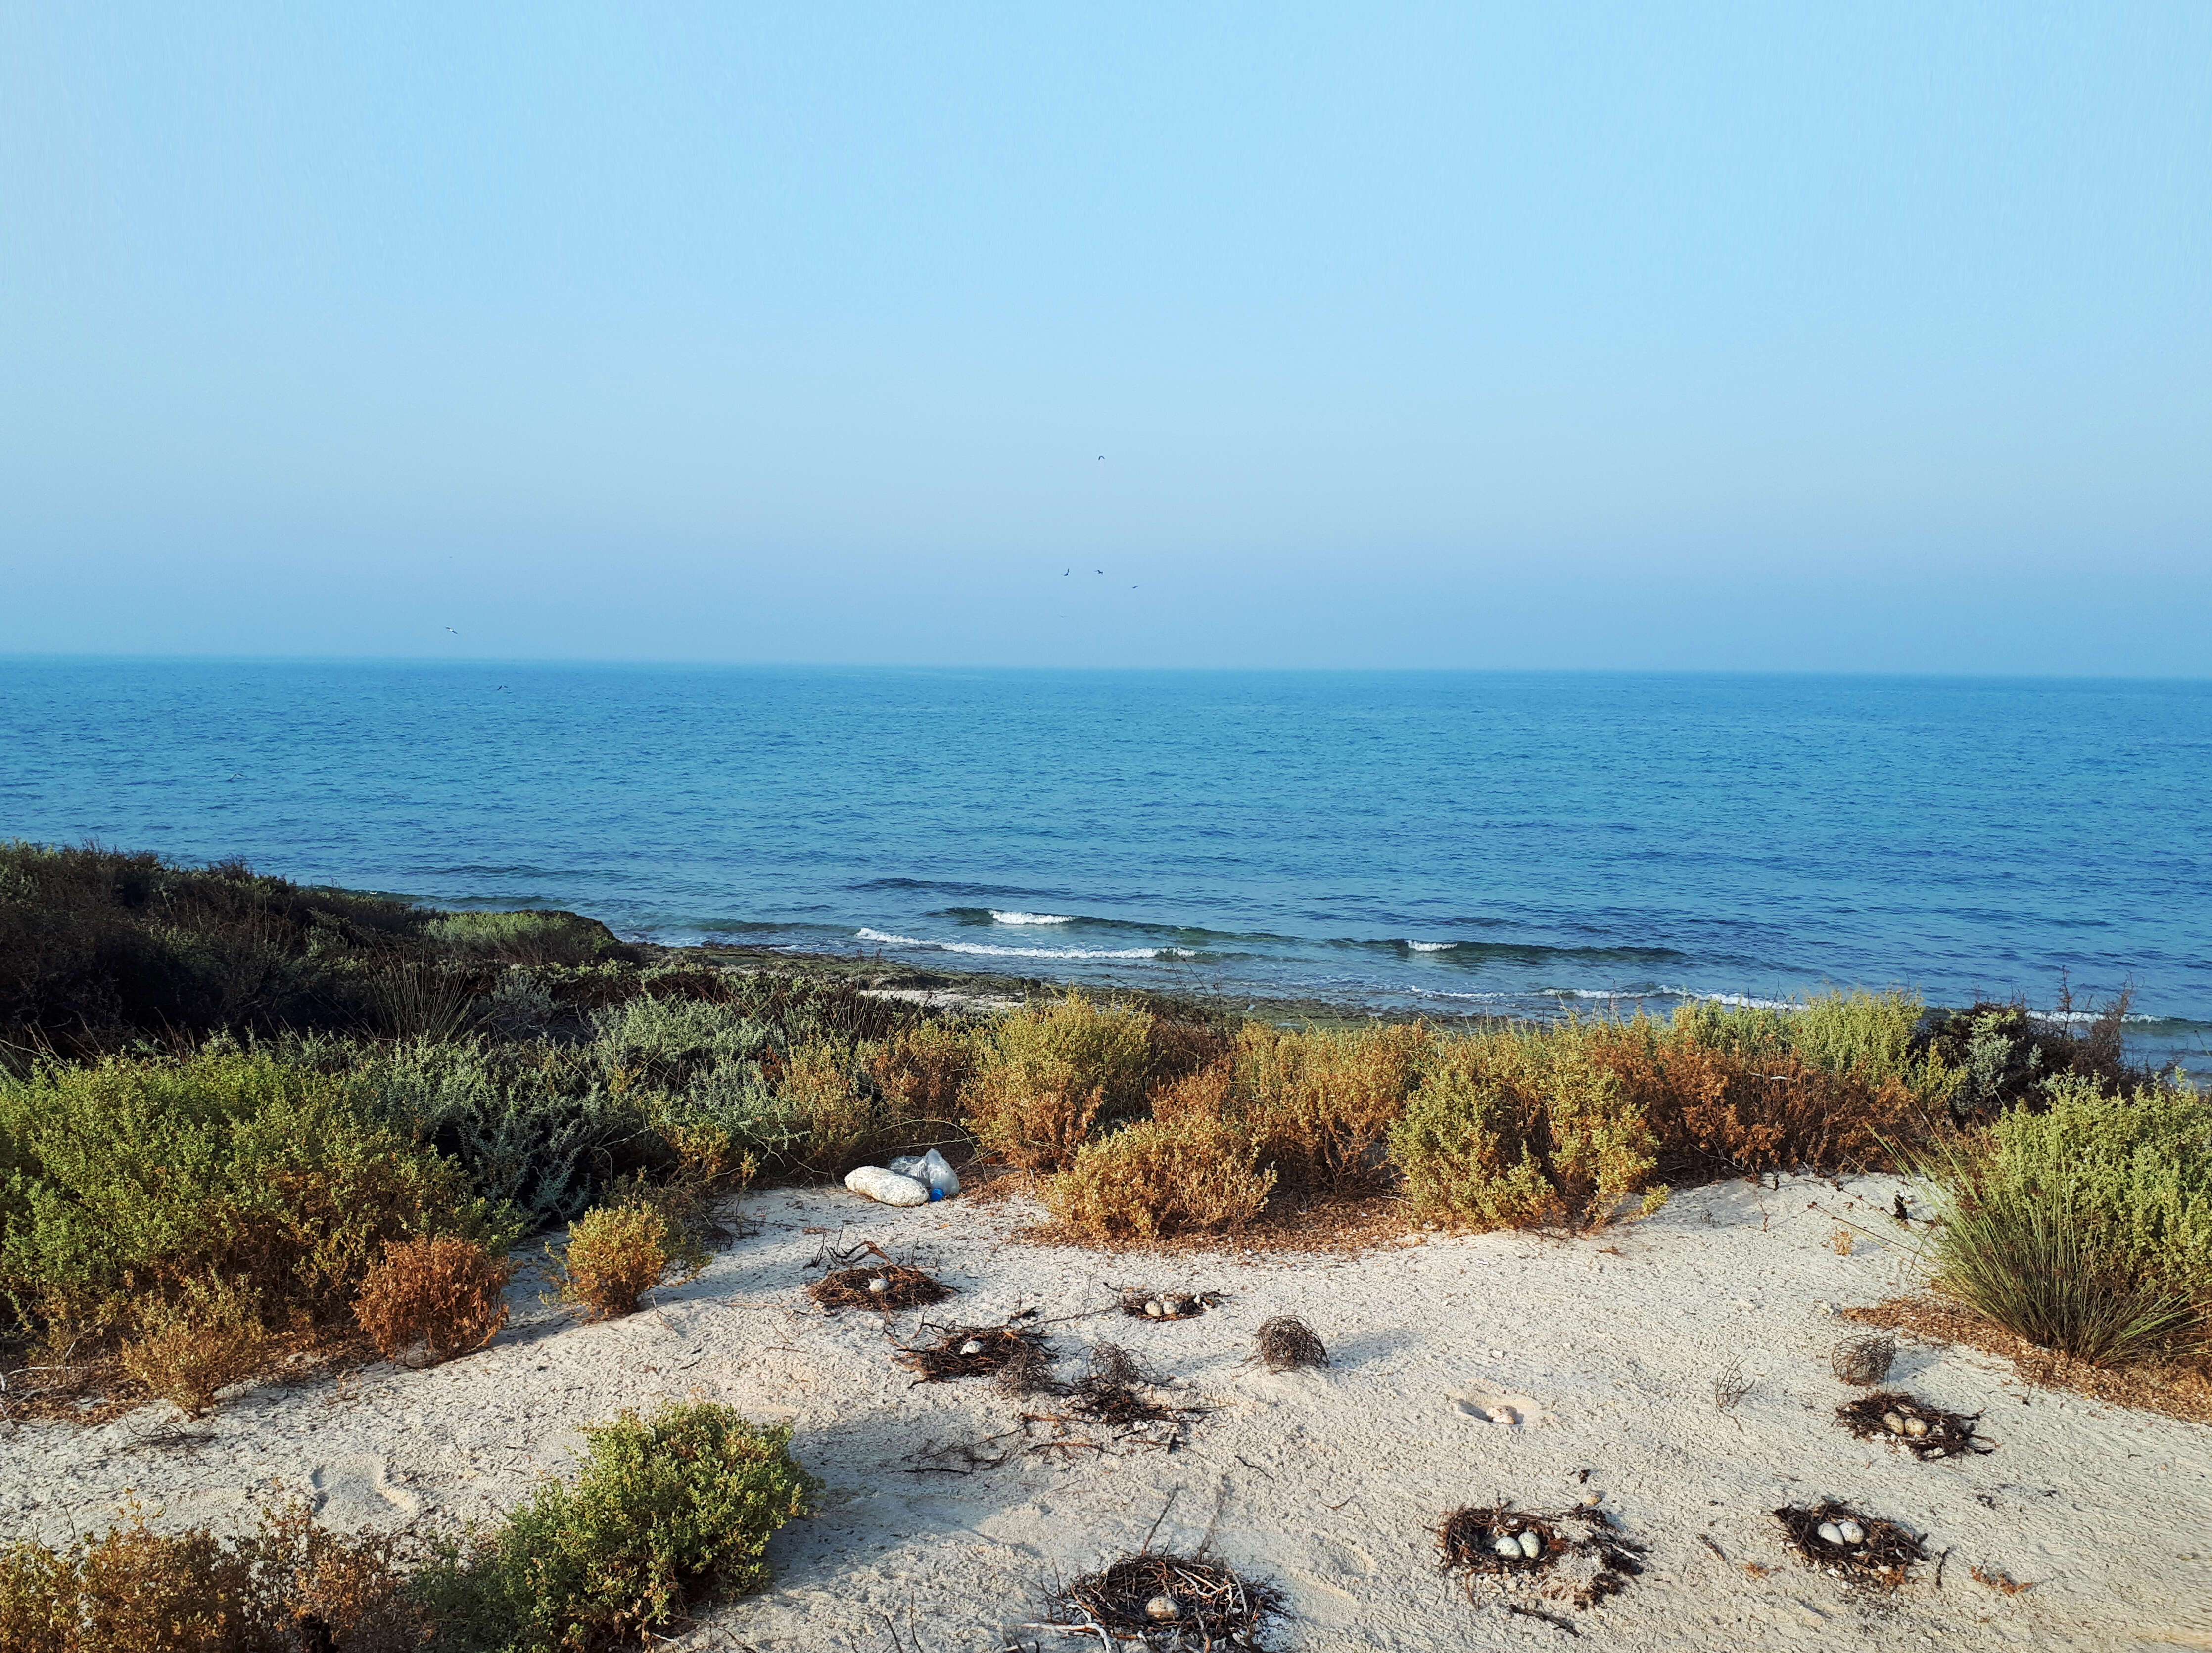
[5, 659, 2209, 1060]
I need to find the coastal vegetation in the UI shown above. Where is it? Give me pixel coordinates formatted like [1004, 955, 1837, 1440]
[0, 842, 2203, 1640]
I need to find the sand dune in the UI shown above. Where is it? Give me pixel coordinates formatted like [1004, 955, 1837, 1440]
[9, 1175, 2207, 1650]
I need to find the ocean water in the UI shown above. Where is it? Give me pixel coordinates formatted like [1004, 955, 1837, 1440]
[5, 659, 2209, 1061]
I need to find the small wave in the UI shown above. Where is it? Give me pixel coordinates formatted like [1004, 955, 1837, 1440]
[989, 910, 1076, 925]
[1349, 938, 1691, 966]
[856, 927, 1191, 962]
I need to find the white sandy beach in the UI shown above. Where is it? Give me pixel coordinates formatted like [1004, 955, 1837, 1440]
[6, 1175, 2207, 1652]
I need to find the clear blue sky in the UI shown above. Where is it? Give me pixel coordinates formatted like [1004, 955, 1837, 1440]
[3, 4, 2207, 672]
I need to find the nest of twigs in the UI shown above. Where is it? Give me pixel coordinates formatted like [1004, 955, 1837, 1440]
[1436, 1502, 1645, 1609]
[1038, 1553, 1284, 1650]
[1252, 1316, 1328, 1372]
[1835, 1390, 1987, 1460]
[1118, 1286, 1223, 1321]
[1830, 1333, 1896, 1386]
[1774, 1501, 1926, 1586]
[1070, 1343, 1204, 1434]
[894, 1322, 1049, 1384]
[809, 1262, 956, 1313]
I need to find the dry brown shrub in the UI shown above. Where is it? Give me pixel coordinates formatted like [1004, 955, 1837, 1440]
[1232, 1021, 1429, 1195]
[0, 1501, 421, 1653]
[118, 1278, 269, 1417]
[241, 1502, 422, 1653]
[1146, 1016, 1233, 1086]
[1043, 1114, 1277, 1242]
[1591, 1026, 1919, 1176]
[353, 1235, 513, 1365]
[554, 1199, 704, 1320]
[866, 1019, 975, 1128]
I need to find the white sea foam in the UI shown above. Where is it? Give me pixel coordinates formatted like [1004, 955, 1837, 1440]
[857, 928, 1187, 961]
[989, 911, 1076, 925]
[1407, 941, 1458, 952]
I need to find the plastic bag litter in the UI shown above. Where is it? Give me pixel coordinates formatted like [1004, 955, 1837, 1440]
[889, 1148, 961, 1200]
[844, 1165, 932, 1206]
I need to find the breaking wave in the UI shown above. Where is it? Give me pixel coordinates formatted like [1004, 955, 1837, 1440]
[856, 927, 1192, 962]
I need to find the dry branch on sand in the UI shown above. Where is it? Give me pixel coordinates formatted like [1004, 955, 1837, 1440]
[1032, 1553, 1285, 1650]
[1436, 1501, 1646, 1612]
[1251, 1316, 1327, 1372]
[1773, 1500, 1927, 1586]
[1835, 1390, 1989, 1460]
[1830, 1332, 1896, 1386]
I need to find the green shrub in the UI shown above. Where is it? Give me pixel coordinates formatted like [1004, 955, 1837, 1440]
[588, 996, 779, 1080]
[553, 1198, 706, 1321]
[1910, 1081, 2211, 1366]
[424, 911, 621, 967]
[1975, 1079, 2212, 1299]
[1229, 1022, 1429, 1196]
[1388, 1036, 1664, 1231]
[0, 1049, 512, 1348]
[963, 992, 1154, 1171]
[1388, 1040, 1551, 1231]
[1043, 1112, 1276, 1241]
[0, 843, 422, 1052]
[418, 1402, 815, 1653]
[359, 1038, 651, 1229]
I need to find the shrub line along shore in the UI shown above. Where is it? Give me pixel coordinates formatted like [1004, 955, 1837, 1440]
[1, 842, 2206, 1650]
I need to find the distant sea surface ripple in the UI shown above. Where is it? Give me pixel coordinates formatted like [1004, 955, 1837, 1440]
[5, 661, 2209, 1062]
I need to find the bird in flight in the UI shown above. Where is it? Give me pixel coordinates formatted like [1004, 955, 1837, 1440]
[1096, 455, 1105, 460]
[445, 626, 459, 634]
[1063, 568, 1070, 576]
[1095, 568, 1104, 575]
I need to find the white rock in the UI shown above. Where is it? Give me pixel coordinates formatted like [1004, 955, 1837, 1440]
[1492, 1535, 1524, 1558]
[1838, 1520, 1866, 1544]
[1816, 1521, 1846, 1546]
[958, 1338, 984, 1357]
[1517, 1530, 1543, 1558]
[843, 1166, 932, 1206]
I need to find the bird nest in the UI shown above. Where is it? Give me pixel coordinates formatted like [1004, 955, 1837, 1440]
[809, 1262, 956, 1313]
[1252, 1316, 1328, 1372]
[1436, 1502, 1645, 1609]
[1773, 1501, 1926, 1586]
[1117, 1286, 1224, 1321]
[1830, 1333, 1896, 1386]
[1006, 1343, 1208, 1449]
[1835, 1391, 1988, 1460]
[1036, 1554, 1284, 1650]
[894, 1322, 1050, 1383]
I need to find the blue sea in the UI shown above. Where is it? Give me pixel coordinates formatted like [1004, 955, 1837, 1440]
[5, 660, 2209, 1063]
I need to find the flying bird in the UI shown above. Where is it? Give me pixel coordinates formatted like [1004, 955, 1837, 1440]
[1096, 455, 1105, 460]
[1095, 568, 1104, 575]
